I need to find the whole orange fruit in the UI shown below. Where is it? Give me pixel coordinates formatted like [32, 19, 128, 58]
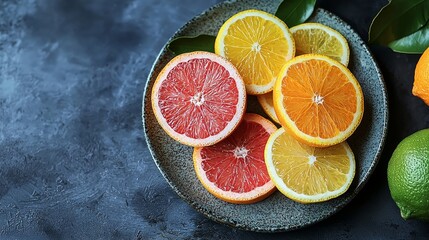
[413, 47, 429, 106]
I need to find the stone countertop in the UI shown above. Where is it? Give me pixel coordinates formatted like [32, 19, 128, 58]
[0, 0, 428, 239]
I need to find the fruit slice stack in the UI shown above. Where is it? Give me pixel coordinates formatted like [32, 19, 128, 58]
[152, 9, 364, 204]
[263, 23, 363, 203]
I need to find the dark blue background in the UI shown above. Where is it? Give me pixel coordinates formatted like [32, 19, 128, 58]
[0, 0, 428, 239]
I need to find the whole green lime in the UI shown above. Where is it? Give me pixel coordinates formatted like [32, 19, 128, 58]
[387, 129, 429, 221]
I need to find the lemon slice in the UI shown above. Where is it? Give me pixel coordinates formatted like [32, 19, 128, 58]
[257, 92, 280, 124]
[264, 128, 355, 203]
[291, 23, 349, 66]
[215, 9, 295, 95]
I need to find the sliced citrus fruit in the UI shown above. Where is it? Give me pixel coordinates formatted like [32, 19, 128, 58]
[257, 92, 280, 124]
[273, 54, 364, 147]
[215, 9, 295, 95]
[151, 51, 246, 147]
[193, 113, 277, 204]
[291, 23, 350, 66]
[265, 127, 355, 203]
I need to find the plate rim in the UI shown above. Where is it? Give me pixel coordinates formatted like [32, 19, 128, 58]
[142, 4, 389, 232]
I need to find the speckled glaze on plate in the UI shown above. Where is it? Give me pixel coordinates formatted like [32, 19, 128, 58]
[142, 0, 388, 232]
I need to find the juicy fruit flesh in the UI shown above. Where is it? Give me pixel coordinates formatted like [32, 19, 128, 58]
[388, 129, 429, 220]
[271, 130, 350, 195]
[293, 28, 345, 63]
[199, 120, 271, 193]
[158, 58, 239, 139]
[223, 16, 291, 87]
[281, 59, 357, 138]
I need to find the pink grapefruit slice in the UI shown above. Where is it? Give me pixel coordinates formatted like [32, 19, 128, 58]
[151, 51, 246, 147]
[193, 113, 277, 204]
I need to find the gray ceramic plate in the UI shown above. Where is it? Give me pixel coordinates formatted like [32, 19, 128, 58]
[142, 0, 388, 232]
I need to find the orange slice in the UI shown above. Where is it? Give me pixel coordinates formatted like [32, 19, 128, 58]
[151, 51, 246, 147]
[193, 113, 277, 204]
[265, 127, 355, 203]
[273, 54, 364, 147]
[215, 9, 295, 95]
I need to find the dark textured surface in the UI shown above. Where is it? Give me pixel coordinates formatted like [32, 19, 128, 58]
[0, 0, 428, 239]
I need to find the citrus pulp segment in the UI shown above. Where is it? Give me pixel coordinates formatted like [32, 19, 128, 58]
[257, 92, 280, 124]
[193, 113, 277, 204]
[291, 23, 350, 66]
[215, 9, 295, 95]
[151, 51, 246, 147]
[264, 128, 356, 203]
[273, 54, 364, 147]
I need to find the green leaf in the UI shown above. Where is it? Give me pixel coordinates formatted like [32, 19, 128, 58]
[388, 21, 429, 54]
[167, 35, 216, 55]
[275, 0, 316, 27]
[369, 0, 429, 45]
